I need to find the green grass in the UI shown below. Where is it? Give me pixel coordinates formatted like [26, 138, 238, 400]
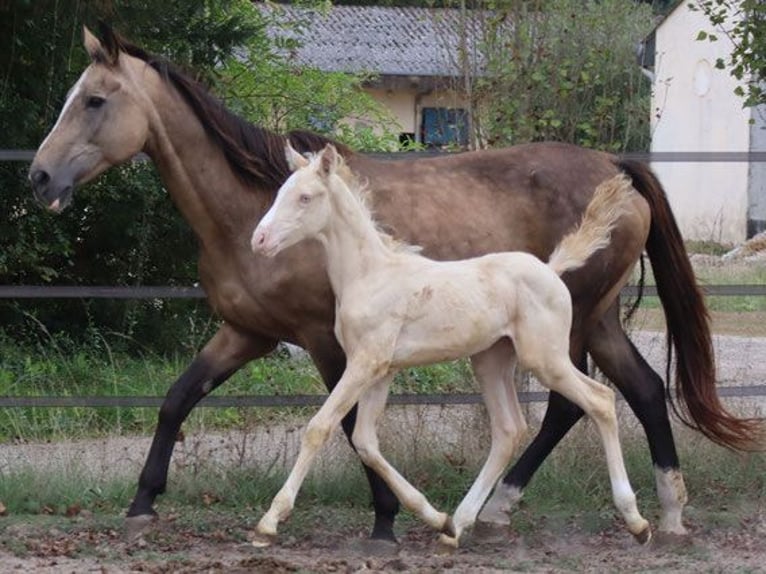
[0, 334, 478, 441]
[631, 249, 766, 313]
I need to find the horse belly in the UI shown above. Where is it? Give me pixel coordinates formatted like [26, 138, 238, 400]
[391, 306, 504, 368]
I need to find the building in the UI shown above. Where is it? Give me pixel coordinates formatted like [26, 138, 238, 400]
[643, 0, 766, 243]
[259, 3, 485, 148]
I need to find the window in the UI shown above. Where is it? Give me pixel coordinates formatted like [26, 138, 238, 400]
[420, 107, 469, 148]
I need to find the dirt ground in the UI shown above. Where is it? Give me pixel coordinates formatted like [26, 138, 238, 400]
[1, 499, 765, 573]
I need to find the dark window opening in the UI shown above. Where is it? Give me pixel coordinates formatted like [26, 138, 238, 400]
[421, 107, 469, 148]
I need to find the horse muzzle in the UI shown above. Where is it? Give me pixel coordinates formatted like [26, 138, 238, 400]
[29, 167, 74, 213]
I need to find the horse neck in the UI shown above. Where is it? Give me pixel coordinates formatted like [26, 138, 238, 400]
[141, 80, 271, 249]
[320, 177, 393, 298]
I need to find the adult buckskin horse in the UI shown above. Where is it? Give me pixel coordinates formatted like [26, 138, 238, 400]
[28, 26, 762, 544]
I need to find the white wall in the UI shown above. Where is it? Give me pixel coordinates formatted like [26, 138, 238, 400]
[651, 3, 750, 243]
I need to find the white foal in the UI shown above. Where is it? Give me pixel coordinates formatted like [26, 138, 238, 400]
[250, 143, 651, 548]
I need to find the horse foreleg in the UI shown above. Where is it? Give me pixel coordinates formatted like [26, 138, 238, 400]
[309, 338, 400, 543]
[351, 376, 453, 537]
[443, 341, 527, 547]
[254, 358, 389, 546]
[126, 323, 276, 537]
[587, 311, 687, 535]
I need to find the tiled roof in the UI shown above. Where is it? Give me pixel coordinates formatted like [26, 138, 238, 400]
[258, 3, 486, 77]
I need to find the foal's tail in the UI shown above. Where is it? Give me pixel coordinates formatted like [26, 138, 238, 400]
[547, 174, 635, 276]
[618, 159, 765, 451]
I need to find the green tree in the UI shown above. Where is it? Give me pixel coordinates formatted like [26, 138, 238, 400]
[693, 0, 766, 107]
[443, 0, 654, 152]
[0, 0, 397, 352]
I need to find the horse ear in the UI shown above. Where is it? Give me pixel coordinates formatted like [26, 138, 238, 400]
[319, 144, 339, 178]
[285, 140, 309, 171]
[83, 23, 119, 66]
[83, 26, 106, 63]
[98, 22, 121, 65]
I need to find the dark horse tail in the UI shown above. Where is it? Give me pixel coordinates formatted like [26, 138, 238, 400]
[618, 159, 764, 451]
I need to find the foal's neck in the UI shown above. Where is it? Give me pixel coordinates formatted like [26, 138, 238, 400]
[320, 177, 395, 298]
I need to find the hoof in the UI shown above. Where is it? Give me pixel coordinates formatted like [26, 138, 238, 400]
[251, 531, 277, 548]
[436, 533, 459, 554]
[124, 514, 157, 542]
[348, 537, 399, 556]
[440, 516, 456, 539]
[633, 524, 652, 546]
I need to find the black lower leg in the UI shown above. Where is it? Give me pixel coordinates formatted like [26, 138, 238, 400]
[127, 356, 237, 517]
[340, 406, 400, 541]
[502, 390, 585, 489]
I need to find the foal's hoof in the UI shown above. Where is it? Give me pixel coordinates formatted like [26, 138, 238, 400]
[251, 531, 278, 548]
[436, 533, 459, 554]
[124, 514, 157, 542]
[632, 524, 652, 546]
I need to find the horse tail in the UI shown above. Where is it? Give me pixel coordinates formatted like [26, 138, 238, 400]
[548, 174, 634, 276]
[618, 159, 765, 451]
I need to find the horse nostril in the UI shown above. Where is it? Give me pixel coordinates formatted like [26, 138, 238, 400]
[30, 169, 50, 187]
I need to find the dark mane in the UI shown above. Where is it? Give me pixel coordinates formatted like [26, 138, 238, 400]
[105, 29, 351, 189]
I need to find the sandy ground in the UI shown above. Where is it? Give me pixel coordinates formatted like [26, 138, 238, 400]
[1, 330, 765, 572]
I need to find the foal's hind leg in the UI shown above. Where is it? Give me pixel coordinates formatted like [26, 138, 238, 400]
[534, 358, 650, 543]
[513, 309, 650, 543]
[440, 340, 527, 547]
[587, 309, 687, 535]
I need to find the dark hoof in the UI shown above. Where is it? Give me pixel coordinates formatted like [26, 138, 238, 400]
[348, 537, 400, 556]
[251, 531, 278, 548]
[633, 524, 652, 546]
[124, 514, 157, 542]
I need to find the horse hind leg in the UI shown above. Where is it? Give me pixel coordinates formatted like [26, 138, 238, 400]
[483, 351, 587, 525]
[587, 308, 688, 535]
[441, 340, 527, 547]
[538, 358, 651, 543]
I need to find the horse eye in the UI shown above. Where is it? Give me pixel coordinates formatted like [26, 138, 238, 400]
[299, 194, 311, 205]
[86, 96, 106, 109]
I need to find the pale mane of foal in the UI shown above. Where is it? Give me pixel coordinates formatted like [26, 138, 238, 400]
[307, 151, 421, 254]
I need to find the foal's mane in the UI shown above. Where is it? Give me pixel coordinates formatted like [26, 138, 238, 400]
[326, 153, 419, 254]
[101, 27, 351, 189]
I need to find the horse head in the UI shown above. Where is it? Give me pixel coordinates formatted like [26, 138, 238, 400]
[29, 25, 152, 212]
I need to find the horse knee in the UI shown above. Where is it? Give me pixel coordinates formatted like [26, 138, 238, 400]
[493, 417, 527, 455]
[303, 419, 332, 450]
[588, 385, 617, 424]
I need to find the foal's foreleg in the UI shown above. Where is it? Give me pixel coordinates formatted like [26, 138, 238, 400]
[441, 342, 527, 547]
[351, 377, 453, 535]
[254, 360, 387, 545]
